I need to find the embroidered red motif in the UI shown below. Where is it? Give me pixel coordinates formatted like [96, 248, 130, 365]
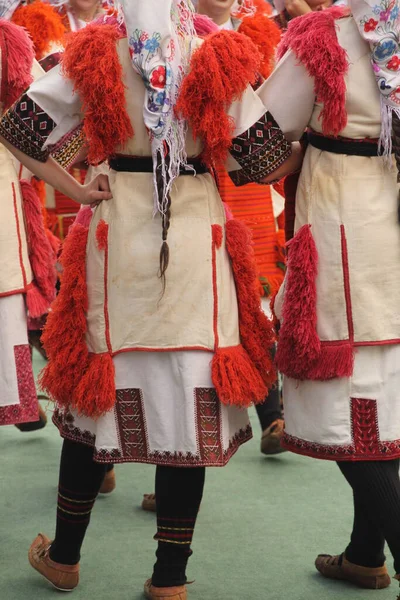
[195, 387, 224, 464]
[0, 345, 38, 426]
[115, 388, 149, 461]
[283, 398, 400, 461]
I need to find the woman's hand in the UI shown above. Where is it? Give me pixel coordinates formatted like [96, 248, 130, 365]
[78, 173, 113, 206]
[284, 0, 312, 17]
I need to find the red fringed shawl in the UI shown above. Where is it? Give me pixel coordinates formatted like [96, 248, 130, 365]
[176, 30, 261, 168]
[277, 6, 350, 137]
[62, 23, 133, 165]
[0, 19, 34, 111]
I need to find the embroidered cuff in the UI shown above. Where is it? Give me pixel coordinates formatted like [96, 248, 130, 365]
[51, 125, 86, 170]
[228, 111, 292, 187]
[0, 93, 56, 163]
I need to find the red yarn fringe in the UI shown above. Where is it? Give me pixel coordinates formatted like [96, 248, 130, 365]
[193, 14, 218, 36]
[307, 342, 354, 380]
[212, 223, 223, 249]
[74, 352, 116, 417]
[234, 0, 273, 17]
[62, 24, 133, 165]
[96, 219, 108, 251]
[212, 345, 267, 408]
[225, 219, 276, 390]
[40, 222, 116, 417]
[74, 206, 93, 229]
[238, 14, 281, 80]
[12, 1, 65, 60]
[0, 19, 34, 110]
[20, 180, 56, 317]
[176, 31, 261, 168]
[277, 7, 349, 136]
[39, 223, 90, 407]
[275, 224, 321, 379]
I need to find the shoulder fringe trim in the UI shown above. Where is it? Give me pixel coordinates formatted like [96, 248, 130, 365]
[11, 2, 65, 60]
[277, 6, 349, 137]
[276, 224, 354, 380]
[0, 19, 34, 111]
[21, 180, 57, 318]
[238, 13, 281, 80]
[62, 23, 133, 166]
[176, 30, 261, 168]
[39, 221, 115, 417]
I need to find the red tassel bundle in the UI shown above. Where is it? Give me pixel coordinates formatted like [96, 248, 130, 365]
[238, 13, 281, 80]
[275, 224, 321, 379]
[20, 180, 57, 318]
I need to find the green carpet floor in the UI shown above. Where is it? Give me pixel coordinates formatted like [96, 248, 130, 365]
[0, 350, 396, 600]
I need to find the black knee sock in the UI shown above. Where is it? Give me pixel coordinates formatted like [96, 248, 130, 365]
[338, 459, 400, 573]
[152, 466, 205, 588]
[50, 439, 107, 565]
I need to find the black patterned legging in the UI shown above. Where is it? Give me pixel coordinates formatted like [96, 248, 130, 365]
[50, 439, 205, 587]
[338, 459, 400, 574]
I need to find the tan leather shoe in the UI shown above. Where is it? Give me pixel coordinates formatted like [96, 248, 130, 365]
[142, 493, 156, 512]
[261, 419, 287, 455]
[144, 579, 187, 599]
[100, 467, 116, 494]
[28, 533, 79, 591]
[315, 553, 391, 589]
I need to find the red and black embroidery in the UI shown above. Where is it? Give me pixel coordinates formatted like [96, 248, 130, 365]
[283, 398, 400, 461]
[114, 388, 149, 461]
[196, 387, 224, 464]
[0, 345, 38, 426]
[229, 111, 292, 187]
[0, 96, 53, 162]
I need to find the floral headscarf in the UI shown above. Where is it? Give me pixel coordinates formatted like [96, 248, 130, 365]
[120, 0, 196, 215]
[351, 0, 400, 154]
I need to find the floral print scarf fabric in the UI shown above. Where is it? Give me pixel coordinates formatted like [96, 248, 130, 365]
[121, 0, 195, 214]
[351, 0, 400, 154]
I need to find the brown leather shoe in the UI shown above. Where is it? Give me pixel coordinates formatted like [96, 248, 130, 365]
[28, 533, 79, 591]
[142, 493, 156, 512]
[261, 419, 287, 455]
[315, 553, 391, 589]
[144, 579, 187, 599]
[100, 467, 116, 494]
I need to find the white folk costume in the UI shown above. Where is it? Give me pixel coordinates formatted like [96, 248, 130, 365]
[262, 5, 400, 460]
[0, 17, 56, 425]
[2, 1, 284, 464]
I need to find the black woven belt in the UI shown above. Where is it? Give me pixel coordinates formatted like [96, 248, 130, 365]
[109, 155, 208, 174]
[308, 132, 383, 157]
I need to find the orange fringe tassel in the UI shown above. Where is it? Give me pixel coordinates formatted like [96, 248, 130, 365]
[62, 24, 133, 166]
[12, 1, 66, 60]
[212, 346, 267, 408]
[96, 219, 108, 251]
[176, 31, 261, 168]
[225, 219, 277, 390]
[238, 14, 281, 80]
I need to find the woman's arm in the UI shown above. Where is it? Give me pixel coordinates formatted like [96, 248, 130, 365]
[0, 135, 112, 205]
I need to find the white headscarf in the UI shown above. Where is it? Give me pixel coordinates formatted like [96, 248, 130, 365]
[350, 0, 400, 155]
[120, 0, 196, 215]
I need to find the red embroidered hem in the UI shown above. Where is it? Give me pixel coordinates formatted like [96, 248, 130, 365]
[53, 410, 252, 467]
[282, 432, 400, 461]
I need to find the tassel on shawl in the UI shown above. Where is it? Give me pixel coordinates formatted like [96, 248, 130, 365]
[20, 180, 57, 318]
